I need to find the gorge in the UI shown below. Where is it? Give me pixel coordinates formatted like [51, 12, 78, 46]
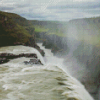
[0, 11, 100, 100]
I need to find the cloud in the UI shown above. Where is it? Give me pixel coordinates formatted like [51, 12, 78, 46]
[0, 7, 15, 11]
[0, 0, 100, 21]
[47, 2, 100, 9]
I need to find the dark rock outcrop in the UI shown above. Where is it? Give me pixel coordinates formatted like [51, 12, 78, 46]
[0, 53, 38, 64]
[0, 57, 9, 64]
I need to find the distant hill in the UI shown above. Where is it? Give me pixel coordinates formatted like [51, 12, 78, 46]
[29, 20, 68, 37]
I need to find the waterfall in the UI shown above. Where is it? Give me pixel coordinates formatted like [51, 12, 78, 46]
[0, 45, 94, 100]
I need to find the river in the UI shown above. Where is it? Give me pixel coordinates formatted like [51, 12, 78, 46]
[0, 44, 93, 100]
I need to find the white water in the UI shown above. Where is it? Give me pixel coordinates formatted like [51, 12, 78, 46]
[0, 44, 93, 100]
[37, 43, 94, 100]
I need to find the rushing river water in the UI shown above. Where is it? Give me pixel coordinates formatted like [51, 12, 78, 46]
[0, 44, 93, 100]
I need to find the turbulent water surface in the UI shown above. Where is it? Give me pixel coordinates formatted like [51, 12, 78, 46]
[0, 44, 93, 100]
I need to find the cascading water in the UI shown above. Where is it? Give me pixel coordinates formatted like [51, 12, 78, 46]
[38, 43, 94, 100]
[0, 45, 94, 100]
[37, 43, 68, 74]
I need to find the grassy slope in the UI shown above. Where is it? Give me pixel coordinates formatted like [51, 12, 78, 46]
[0, 11, 32, 46]
[29, 20, 67, 37]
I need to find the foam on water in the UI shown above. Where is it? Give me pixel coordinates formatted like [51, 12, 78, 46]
[38, 43, 94, 100]
[0, 45, 94, 100]
[37, 43, 70, 74]
[0, 45, 45, 65]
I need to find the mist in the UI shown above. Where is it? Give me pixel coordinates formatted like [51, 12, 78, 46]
[63, 19, 100, 100]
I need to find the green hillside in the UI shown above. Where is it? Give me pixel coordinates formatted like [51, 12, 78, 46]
[0, 11, 33, 46]
[29, 20, 67, 37]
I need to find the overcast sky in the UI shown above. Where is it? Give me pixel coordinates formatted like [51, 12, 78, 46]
[0, 0, 100, 21]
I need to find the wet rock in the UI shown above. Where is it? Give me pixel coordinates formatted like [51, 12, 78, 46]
[32, 44, 45, 57]
[19, 53, 37, 58]
[0, 53, 38, 64]
[24, 61, 29, 65]
[24, 58, 43, 65]
[0, 57, 9, 64]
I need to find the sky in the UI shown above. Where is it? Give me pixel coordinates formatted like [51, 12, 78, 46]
[0, 0, 100, 21]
